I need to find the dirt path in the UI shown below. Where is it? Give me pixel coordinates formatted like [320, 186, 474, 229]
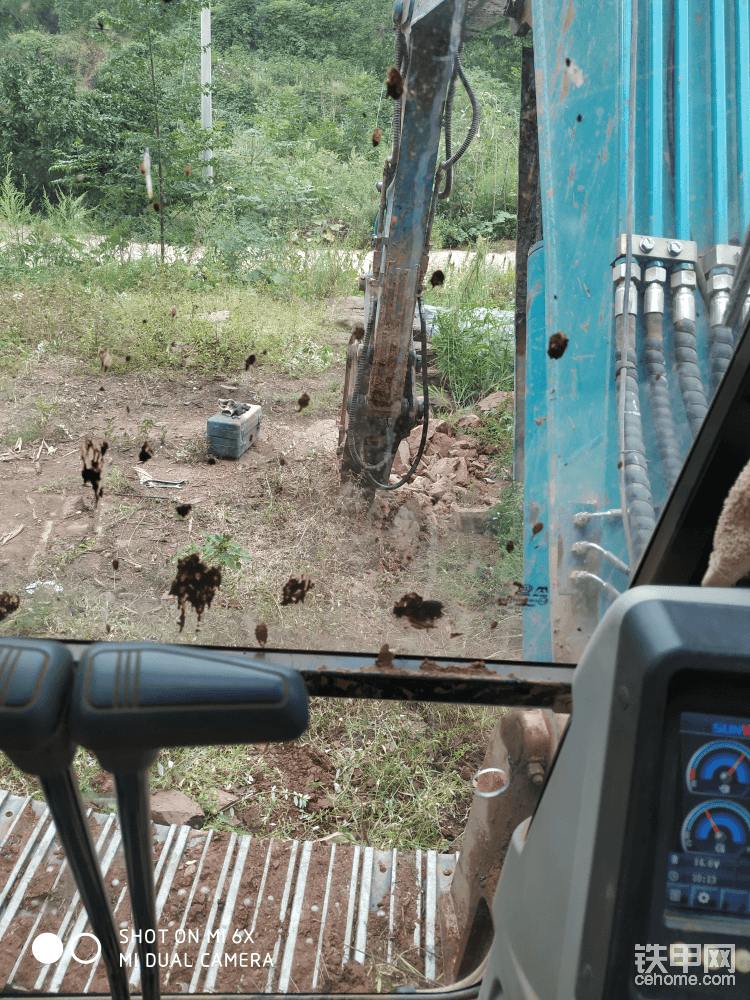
[0, 302, 520, 660]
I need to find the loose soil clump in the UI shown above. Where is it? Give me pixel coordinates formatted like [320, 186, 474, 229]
[0, 592, 20, 620]
[169, 554, 222, 632]
[393, 592, 444, 629]
[80, 437, 108, 504]
[281, 575, 314, 606]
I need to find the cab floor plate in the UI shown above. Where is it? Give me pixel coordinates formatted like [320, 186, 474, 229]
[0, 789, 456, 994]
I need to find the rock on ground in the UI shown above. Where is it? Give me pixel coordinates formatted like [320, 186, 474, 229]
[150, 789, 205, 828]
[477, 390, 514, 412]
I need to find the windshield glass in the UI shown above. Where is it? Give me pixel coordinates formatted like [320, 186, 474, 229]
[2, 0, 749, 996]
[0, 2, 743, 665]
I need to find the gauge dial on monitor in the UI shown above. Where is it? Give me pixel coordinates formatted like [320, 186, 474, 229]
[686, 741, 750, 797]
[681, 800, 750, 856]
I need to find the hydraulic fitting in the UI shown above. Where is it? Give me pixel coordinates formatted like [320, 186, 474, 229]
[707, 271, 733, 328]
[670, 268, 697, 326]
[643, 265, 667, 314]
[612, 260, 641, 316]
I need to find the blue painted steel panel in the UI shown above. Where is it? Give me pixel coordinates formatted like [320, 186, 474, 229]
[711, 0, 729, 244]
[736, 1, 750, 230]
[520, 0, 747, 661]
[675, 0, 692, 241]
[649, 0, 664, 232]
[522, 242, 552, 663]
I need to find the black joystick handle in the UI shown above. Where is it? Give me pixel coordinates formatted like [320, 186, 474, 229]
[68, 642, 309, 1000]
[0, 639, 130, 1000]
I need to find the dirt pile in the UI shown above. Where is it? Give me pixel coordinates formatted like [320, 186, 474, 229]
[390, 419, 494, 502]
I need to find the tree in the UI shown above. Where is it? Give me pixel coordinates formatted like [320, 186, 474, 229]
[0, 2, 58, 38]
[212, 0, 263, 51]
[55, 0, 101, 33]
[0, 54, 98, 203]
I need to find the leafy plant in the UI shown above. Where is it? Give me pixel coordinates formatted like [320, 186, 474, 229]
[487, 482, 524, 583]
[200, 531, 250, 570]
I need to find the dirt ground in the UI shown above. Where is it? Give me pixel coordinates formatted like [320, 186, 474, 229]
[0, 297, 520, 660]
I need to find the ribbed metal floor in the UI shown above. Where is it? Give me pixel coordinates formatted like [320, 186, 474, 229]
[0, 789, 456, 994]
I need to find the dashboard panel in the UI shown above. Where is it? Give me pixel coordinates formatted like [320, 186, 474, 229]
[667, 713, 750, 924]
[640, 696, 750, 996]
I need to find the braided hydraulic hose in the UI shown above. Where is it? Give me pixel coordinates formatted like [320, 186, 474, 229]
[644, 310, 683, 489]
[707, 271, 734, 392]
[616, 312, 657, 561]
[709, 320, 734, 391]
[383, 28, 408, 188]
[423, 61, 480, 261]
[437, 52, 460, 200]
[616, 0, 639, 573]
[670, 270, 709, 437]
[442, 58, 480, 171]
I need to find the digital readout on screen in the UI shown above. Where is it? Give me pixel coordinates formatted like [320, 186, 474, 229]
[663, 713, 750, 921]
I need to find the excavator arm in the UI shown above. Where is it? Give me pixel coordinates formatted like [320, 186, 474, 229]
[339, 0, 479, 491]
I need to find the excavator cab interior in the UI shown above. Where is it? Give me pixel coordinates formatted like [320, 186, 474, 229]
[3, 0, 750, 998]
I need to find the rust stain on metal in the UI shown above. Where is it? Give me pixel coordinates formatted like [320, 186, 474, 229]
[567, 162, 576, 195]
[419, 658, 494, 676]
[563, 0, 576, 33]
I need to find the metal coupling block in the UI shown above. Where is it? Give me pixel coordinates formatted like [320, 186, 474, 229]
[670, 269, 697, 291]
[644, 266, 666, 284]
[707, 272, 734, 295]
[611, 261, 642, 285]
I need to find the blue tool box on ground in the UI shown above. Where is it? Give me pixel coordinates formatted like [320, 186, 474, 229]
[206, 405, 262, 459]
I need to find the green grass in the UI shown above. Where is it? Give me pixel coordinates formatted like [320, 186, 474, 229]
[423, 240, 516, 408]
[422, 238, 516, 312]
[0, 698, 501, 853]
[0, 273, 342, 379]
[487, 482, 525, 584]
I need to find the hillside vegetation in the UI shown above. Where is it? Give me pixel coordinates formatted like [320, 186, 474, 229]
[0, 0, 526, 284]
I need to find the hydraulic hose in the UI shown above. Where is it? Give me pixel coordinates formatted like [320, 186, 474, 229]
[616, 312, 657, 561]
[571, 541, 630, 576]
[389, 30, 405, 174]
[423, 61, 480, 262]
[709, 314, 734, 391]
[616, 0, 638, 572]
[442, 58, 480, 171]
[644, 310, 683, 489]
[570, 570, 622, 602]
[437, 56, 459, 200]
[349, 288, 377, 410]
[671, 272, 709, 437]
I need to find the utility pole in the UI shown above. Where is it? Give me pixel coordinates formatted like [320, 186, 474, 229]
[201, 5, 213, 179]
